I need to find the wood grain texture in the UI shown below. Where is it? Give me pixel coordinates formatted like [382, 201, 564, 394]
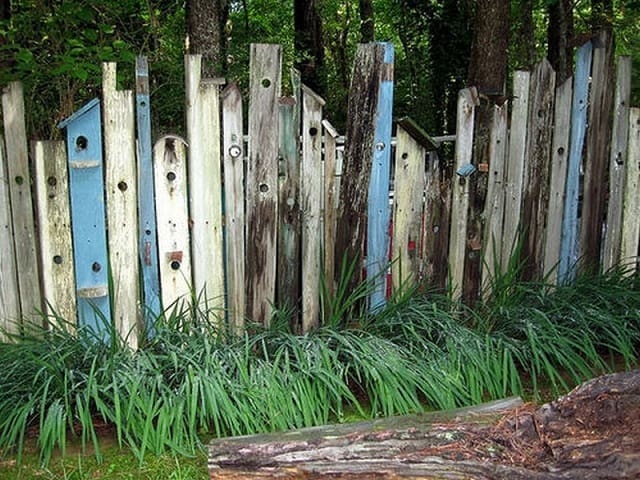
[322, 120, 340, 303]
[620, 108, 640, 273]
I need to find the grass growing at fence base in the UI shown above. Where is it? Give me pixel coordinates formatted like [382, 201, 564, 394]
[0, 268, 638, 471]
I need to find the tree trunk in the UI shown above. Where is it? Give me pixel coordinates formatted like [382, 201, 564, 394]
[294, 0, 325, 96]
[547, 0, 574, 84]
[186, 0, 227, 77]
[358, 0, 374, 43]
[513, 0, 536, 70]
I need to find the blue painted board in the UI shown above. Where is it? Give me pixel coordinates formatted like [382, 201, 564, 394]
[58, 98, 112, 334]
[367, 43, 394, 310]
[558, 41, 593, 284]
[135, 56, 161, 326]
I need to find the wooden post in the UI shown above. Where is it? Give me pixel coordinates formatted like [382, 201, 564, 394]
[0, 134, 20, 339]
[185, 55, 226, 321]
[222, 83, 246, 334]
[246, 44, 282, 326]
[543, 77, 573, 281]
[300, 85, 324, 332]
[322, 119, 340, 302]
[501, 71, 530, 271]
[2, 82, 42, 322]
[33, 141, 77, 328]
[154, 136, 193, 311]
[521, 59, 556, 281]
[103, 63, 140, 348]
[448, 88, 478, 299]
[580, 30, 615, 273]
[620, 108, 640, 273]
[602, 56, 632, 271]
[135, 56, 161, 325]
[559, 41, 593, 283]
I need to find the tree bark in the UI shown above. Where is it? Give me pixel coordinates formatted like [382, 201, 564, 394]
[547, 0, 574, 84]
[513, 0, 536, 70]
[358, 0, 374, 43]
[186, 0, 227, 77]
[294, 0, 325, 96]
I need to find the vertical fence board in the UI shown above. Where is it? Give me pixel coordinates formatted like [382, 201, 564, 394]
[322, 119, 340, 301]
[301, 85, 324, 332]
[367, 42, 394, 310]
[2, 82, 42, 321]
[620, 107, 640, 273]
[185, 55, 226, 319]
[521, 59, 556, 280]
[58, 98, 112, 333]
[222, 84, 246, 333]
[103, 63, 140, 348]
[481, 103, 508, 293]
[154, 136, 192, 310]
[246, 44, 282, 325]
[448, 87, 478, 298]
[559, 41, 593, 283]
[392, 123, 426, 291]
[602, 56, 632, 271]
[501, 71, 530, 269]
[135, 56, 161, 324]
[580, 31, 615, 271]
[34, 141, 77, 327]
[543, 77, 573, 281]
[0, 134, 20, 337]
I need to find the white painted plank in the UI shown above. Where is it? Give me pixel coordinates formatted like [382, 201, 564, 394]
[620, 107, 640, 274]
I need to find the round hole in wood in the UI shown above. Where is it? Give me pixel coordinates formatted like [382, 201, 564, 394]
[261, 78, 271, 88]
[92, 262, 101, 272]
[259, 183, 269, 193]
[76, 136, 88, 151]
[170, 260, 181, 270]
[53, 255, 63, 265]
[167, 171, 177, 181]
[47, 176, 57, 187]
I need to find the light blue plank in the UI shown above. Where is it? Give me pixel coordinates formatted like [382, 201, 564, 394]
[135, 56, 161, 328]
[58, 98, 112, 335]
[558, 41, 593, 284]
[367, 42, 394, 310]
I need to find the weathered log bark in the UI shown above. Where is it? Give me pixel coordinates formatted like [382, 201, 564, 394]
[209, 371, 640, 479]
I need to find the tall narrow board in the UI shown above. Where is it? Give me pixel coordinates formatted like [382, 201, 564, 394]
[521, 59, 556, 280]
[135, 56, 161, 324]
[34, 141, 77, 327]
[185, 55, 226, 319]
[481, 103, 508, 294]
[543, 77, 573, 281]
[367, 42, 394, 310]
[154, 136, 192, 311]
[501, 71, 530, 270]
[580, 31, 615, 272]
[448, 88, 478, 299]
[620, 108, 640, 273]
[392, 124, 426, 291]
[300, 86, 324, 332]
[222, 84, 246, 333]
[103, 63, 140, 348]
[2, 82, 42, 321]
[246, 44, 282, 326]
[559, 41, 593, 283]
[334, 43, 385, 295]
[602, 56, 632, 271]
[0, 134, 20, 338]
[322, 119, 340, 301]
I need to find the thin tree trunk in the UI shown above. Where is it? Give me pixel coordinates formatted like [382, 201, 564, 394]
[547, 0, 574, 84]
[294, 0, 325, 96]
[359, 0, 374, 43]
[186, 0, 227, 77]
[513, 0, 535, 70]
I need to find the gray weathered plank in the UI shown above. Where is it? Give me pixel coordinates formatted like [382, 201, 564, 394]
[620, 108, 640, 273]
[322, 120, 340, 303]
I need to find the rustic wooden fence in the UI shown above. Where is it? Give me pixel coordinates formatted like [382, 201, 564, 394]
[0, 35, 638, 345]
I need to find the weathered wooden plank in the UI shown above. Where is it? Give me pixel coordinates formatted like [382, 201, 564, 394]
[392, 124, 426, 292]
[481, 103, 508, 294]
[559, 41, 593, 283]
[246, 44, 282, 326]
[58, 98, 112, 334]
[2, 82, 42, 322]
[322, 119, 340, 302]
[579, 30, 615, 272]
[620, 107, 640, 273]
[301, 85, 325, 332]
[543, 77, 573, 281]
[153, 135, 193, 310]
[185, 55, 226, 320]
[367, 42, 394, 310]
[0, 134, 20, 339]
[33, 141, 77, 328]
[501, 71, 530, 271]
[602, 56, 632, 271]
[222, 83, 246, 334]
[135, 56, 161, 326]
[448, 88, 478, 299]
[103, 63, 140, 348]
[521, 59, 556, 281]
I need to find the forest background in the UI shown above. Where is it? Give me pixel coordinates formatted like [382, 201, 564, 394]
[0, 0, 638, 144]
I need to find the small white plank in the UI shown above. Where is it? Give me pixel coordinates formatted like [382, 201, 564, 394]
[322, 119, 340, 299]
[0, 134, 20, 339]
[620, 107, 640, 273]
[103, 63, 140, 348]
[154, 136, 193, 310]
[34, 141, 77, 329]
